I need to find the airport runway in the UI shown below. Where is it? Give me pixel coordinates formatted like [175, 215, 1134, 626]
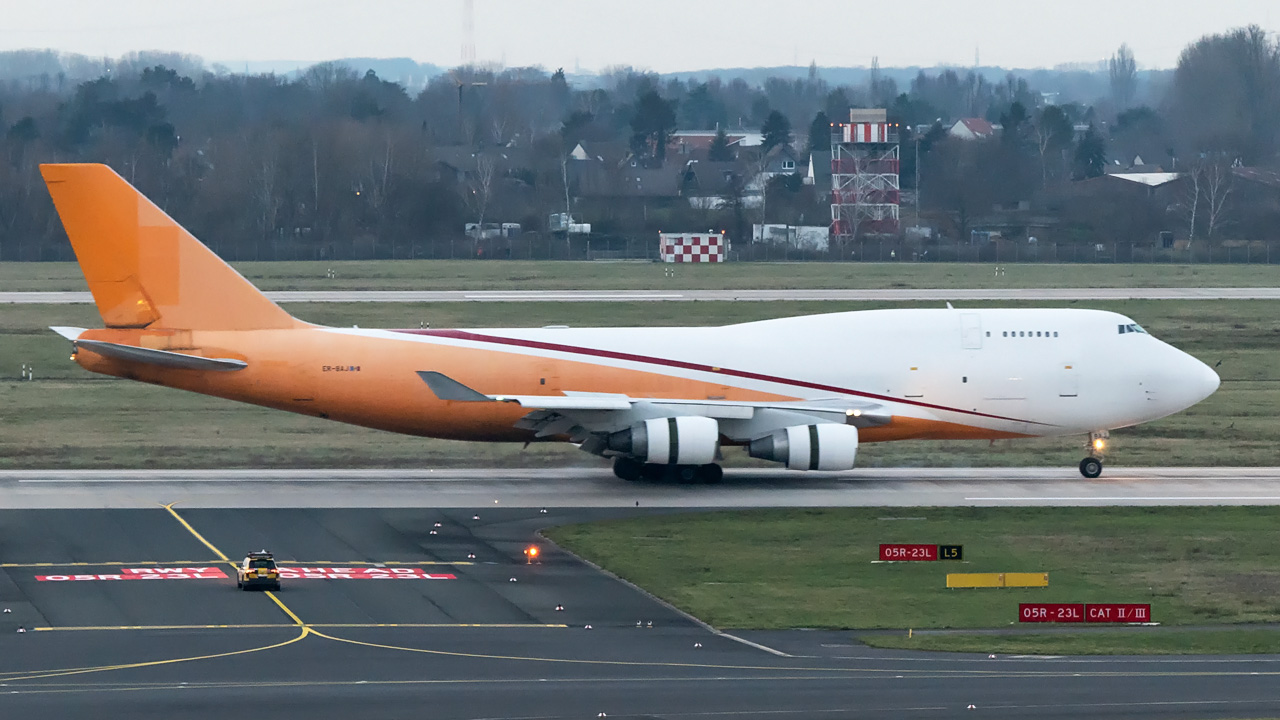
[4, 466, 1280, 509]
[1, 503, 1279, 719]
[6, 287, 1280, 304]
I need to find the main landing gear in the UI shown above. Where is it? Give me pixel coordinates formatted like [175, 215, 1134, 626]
[612, 457, 723, 484]
[1078, 431, 1109, 478]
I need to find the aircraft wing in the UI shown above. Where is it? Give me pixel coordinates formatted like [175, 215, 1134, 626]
[416, 371, 892, 442]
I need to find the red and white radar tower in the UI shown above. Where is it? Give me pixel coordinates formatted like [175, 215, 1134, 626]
[831, 108, 900, 245]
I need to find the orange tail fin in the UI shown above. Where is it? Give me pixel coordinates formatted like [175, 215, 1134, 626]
[40, 163, 302, 331]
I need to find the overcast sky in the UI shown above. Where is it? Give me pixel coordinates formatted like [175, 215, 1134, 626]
[2, 0, 1276, 73]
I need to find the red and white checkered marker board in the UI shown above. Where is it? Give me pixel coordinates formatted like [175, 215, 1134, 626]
[659, 233, 726, 263]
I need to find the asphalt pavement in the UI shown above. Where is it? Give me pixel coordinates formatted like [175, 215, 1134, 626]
[1, 478, 1280, 718]
[4, 466, 1280, 509]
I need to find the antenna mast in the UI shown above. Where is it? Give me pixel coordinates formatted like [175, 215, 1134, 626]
[462, 0, 476, 65]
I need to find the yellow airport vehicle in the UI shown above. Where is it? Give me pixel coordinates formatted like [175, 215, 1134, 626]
[237, 550, 281, 591]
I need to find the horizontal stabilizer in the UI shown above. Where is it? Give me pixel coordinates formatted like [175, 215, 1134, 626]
[50, 326, 87, 341]
[73, 339, 246, 372]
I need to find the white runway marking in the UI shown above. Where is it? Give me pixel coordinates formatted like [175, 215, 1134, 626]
[3, 467, 1280, 509]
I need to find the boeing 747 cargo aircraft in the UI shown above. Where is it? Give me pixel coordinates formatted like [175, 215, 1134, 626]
[41, 164, 1219, 482]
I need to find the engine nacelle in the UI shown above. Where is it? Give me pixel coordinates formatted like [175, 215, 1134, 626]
[607, 416, 720, 465]
[748, 424, 859, 471]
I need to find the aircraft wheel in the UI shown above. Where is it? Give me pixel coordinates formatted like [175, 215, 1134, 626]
[675, 465, 699, 484]
[612, 457, 644, 482]
[697, 464, 724, 484]
[1079, 457, 1103, 479]
[640, 463, 667, 482]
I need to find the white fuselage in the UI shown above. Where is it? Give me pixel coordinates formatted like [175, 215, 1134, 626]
[379, 307, 1219, 440]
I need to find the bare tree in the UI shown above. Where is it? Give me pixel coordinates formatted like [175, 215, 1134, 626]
[1183, 168, 1201, 246]
[1109, 44, 1138, 110]
[365, 132, 396, 253]
[1201, 159, 1233, 238]
[465, 153, 497, 255]
[1034, 105, 1073, 188]
[1172, 25, 1280, 163]
[254, 155, 281, 256]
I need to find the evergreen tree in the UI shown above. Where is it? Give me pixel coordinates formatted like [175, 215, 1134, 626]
[708, 127, 734, 161]
[999, 101, 1029, 147]
[760, 110, 792, 153]
[806, 110, 830, 154]
[1073, 123, 1107, 179]
[629, 89, 677, 163]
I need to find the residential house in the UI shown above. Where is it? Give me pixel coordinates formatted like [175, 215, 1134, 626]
[1103, 154, 1166, 175]
[806, 149, 832, 194]
[679, 160, 751, 209]
[667, 130, 764, 161]
[948, 118, 996, 140]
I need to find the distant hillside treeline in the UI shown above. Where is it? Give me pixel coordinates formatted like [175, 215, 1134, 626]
[0, 28, 1274, 262]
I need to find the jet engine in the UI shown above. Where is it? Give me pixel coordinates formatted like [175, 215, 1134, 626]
[748, 424, 859, 471]
[607, 416, 720, 465]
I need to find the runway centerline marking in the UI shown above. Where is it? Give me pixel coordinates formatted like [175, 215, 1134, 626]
[161, 503, 306, 626]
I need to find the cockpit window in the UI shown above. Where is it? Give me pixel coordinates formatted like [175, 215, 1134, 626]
[1118, 323, 1147, 335]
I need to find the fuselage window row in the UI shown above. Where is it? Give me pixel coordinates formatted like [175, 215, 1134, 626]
[1000, 331, 1059, 337]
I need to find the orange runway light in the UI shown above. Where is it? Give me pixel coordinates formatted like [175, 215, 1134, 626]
[524, 546, 540, 564]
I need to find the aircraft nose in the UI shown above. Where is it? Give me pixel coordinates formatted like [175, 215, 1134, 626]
[1192, 356, 1221, 403]
[1164, 349, 1220, 409]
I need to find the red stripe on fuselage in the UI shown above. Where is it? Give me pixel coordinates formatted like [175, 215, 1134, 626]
[392, 329, 1053, 427]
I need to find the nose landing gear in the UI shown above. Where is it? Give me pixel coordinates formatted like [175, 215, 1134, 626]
[1079, 431, 1109, 478]
[1079, 456, 1103, 479]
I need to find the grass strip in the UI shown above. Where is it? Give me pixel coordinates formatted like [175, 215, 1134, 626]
[5, 260, 1280, 292]
[544, 507, 1280, 632]
[859, 629, 1280, 655]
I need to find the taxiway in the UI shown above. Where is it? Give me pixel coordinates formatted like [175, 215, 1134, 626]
[1, 502, 1279, 719]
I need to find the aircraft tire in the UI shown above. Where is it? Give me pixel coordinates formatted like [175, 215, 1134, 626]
[674, 465, 699, 484]
[612, 457, 644, 482]
[697, 464, 724, 484]
[640, 463, 667, 482]
[1079, 457, 1103, 478]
